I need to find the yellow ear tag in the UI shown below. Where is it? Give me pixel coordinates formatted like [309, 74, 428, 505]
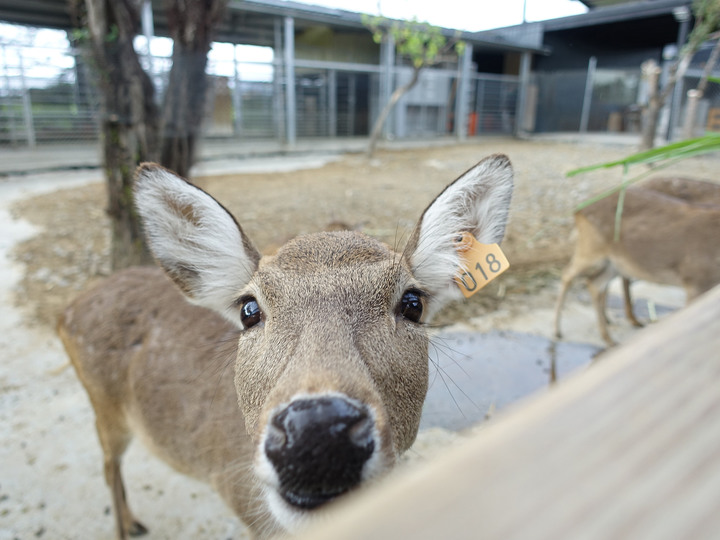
[453, 232, 510, 298]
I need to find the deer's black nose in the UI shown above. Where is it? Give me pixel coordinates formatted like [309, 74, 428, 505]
[264, 396, 375, 510]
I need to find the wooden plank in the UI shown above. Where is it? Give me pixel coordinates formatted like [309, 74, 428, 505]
[298, 285, 720, 540]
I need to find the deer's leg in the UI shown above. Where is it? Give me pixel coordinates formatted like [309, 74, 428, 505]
[587, 266, 616, 347]
[622, 277, 644, 328]
[555, 254, 606, 340]
[554, 262, 579, 339]
[94, 406, 148, 539]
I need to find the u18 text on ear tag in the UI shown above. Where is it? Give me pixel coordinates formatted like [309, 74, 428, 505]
[453, 232, 510, 298]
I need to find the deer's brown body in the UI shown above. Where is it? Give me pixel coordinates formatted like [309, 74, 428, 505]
[555, 178, 720, 346]
[58, 268, 264, 534]
[59, 156, 514, 538]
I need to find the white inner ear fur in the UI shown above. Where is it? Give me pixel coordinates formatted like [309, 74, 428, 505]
[409, 154, 513, 316]
[134, 165, 259, 324]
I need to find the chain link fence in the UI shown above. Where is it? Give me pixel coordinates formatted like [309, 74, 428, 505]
[0, 34, 100, 145]
[0, 24, 521, 148]
[530, 43, 720, 138]
[532, 67, 643, 134]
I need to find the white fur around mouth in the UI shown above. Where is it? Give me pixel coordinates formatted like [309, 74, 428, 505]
[255, 436, 347, 533]
[263, 486, 315, 534]
[254, 394, 389, 534]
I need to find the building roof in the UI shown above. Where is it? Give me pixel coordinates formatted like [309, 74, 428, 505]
[0, 0, 544, 54]
[541, 0, 692, 31]
[472, 0, 691, 51]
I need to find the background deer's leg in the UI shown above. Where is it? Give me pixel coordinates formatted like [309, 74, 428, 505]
[586, 264, 617, 347]
[622, 277, 644, 328]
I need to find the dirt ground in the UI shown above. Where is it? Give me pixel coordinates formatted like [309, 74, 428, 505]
[2, 137, 718, 539]
[13, 137, 718, 330]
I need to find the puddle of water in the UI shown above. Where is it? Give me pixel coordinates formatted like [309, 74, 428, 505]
[420, 330, 601, 431]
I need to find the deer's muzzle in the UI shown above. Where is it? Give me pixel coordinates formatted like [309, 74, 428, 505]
[264, 395, 375, 510]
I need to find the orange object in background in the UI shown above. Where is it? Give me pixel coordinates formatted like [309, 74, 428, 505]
[468, 112, 478, 136]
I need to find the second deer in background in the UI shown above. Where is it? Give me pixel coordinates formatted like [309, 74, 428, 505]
[555, 177, 720, 346]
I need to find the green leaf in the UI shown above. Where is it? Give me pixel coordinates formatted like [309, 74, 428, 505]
[567, 133, 720, 177]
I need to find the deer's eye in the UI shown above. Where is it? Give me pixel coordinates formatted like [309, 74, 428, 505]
[399, 290, 424, 323]
[240, 297, 263, 328]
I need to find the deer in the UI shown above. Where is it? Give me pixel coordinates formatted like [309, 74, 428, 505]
[554, 178, 720, 346]
[618, 177, 720, 326]
[57, 154, 514, 539]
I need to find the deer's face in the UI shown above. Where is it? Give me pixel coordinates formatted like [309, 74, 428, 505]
[134, 154, 513, 535]
[231, 232, 429, 530]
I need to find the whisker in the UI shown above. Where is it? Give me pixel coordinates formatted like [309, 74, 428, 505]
[428, 339, 482, 412]
[428, 356, 467, 419]
[430, 334, 474, 378]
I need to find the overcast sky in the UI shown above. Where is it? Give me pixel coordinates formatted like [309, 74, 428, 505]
[294, 0, 588, 31]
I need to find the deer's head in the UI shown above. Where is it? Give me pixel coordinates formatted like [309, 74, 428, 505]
[134, 154, 513, 533]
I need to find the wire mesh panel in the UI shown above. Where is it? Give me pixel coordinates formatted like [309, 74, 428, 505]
[533, 70, 587, 132]
[335, 71, 373, 137]
[0, 33, 101, 146]
[588, 68, 641, 132]
[295, 68, 330, 138]
[0, 23, 522, 147]
[292, 65, 377, 138]
[532, 67, 642, 134]
[204, 45, 277, 139]
[393, 68, 458, 138]
[467, 75, 519, 135]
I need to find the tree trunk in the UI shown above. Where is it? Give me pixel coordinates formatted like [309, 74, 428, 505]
[640, 60, 663, 151]
[682, 36, 720, 139]
[160, 0, 226, 179]
[368, 65, 421, 158]
[71, 0, 159, 270]
[639, 36, 703, 150]
[71, 0, 226, 270]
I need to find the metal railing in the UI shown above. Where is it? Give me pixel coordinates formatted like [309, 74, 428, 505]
[0, 29, 520, 147]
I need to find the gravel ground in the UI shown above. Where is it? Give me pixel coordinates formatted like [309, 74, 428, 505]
[2, 137, 718, 539]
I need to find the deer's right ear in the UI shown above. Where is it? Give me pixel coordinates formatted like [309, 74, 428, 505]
[134, 163, 261, 323]
[404, 154, 513, 319]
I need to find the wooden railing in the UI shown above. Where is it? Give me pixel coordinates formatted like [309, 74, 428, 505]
[298, 285, 720, 539]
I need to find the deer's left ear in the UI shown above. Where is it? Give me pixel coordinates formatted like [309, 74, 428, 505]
[134, 163, 261, 325]
[403, 154, 513, 319]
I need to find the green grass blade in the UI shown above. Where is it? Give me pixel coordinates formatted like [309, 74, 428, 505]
[567, 133, 720, 177]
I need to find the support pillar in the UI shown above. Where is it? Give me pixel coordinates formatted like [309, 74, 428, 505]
[284, 16, 296, 145]
[515, 51, 532, 137]
[455, 44, 473, 139]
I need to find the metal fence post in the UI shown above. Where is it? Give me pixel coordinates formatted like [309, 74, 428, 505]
[347, 73, 356, 136]
[18, 50, 36, 147]
[455, 44, 472, 140]
[515, 51, 531, 137]
[141, 0, 154, 73]
[2, 44, 18, 145]
[476, 79, 485, 133]
[284, 16, 296, 146]
[273, 19, 284, 142]
[232, 44, 242, 137]
[328, 69, 337, 137]
[379, 33, 395, 138]
[579, 56, 596, 133]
